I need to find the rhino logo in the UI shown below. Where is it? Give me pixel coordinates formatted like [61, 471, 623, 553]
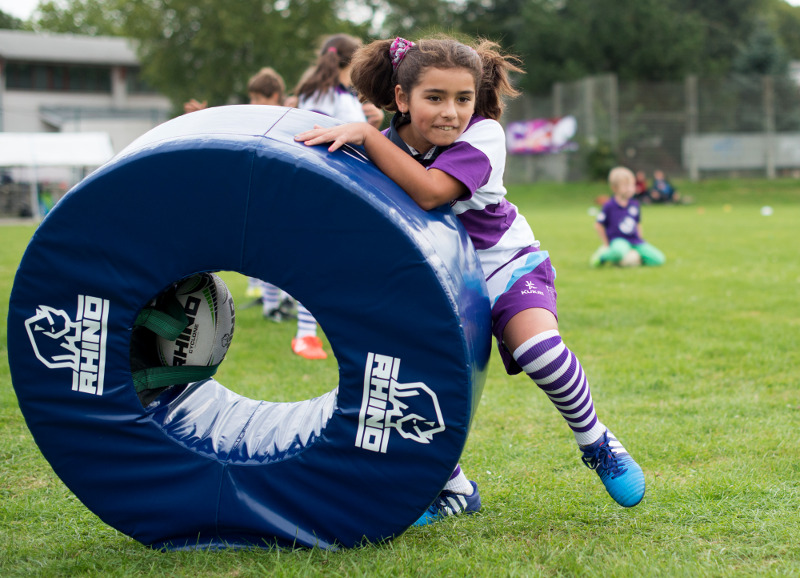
[385, 381, 445, 444]
[24, 295, 110, 395]
[356, 353, 446, 453]
[25, 305, 82, 370]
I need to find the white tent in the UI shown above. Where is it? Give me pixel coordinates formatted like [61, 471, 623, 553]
[0, 132, 114, 219]
[0, 132, 114, 168]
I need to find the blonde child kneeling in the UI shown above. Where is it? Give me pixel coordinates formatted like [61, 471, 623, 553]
[591, 166, 666, 268]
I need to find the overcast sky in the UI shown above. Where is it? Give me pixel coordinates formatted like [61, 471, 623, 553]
[0, 0, 38, 20]
[2, 0, 800, 24]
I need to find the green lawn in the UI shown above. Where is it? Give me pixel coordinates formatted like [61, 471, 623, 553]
[2, 178, 799, 576]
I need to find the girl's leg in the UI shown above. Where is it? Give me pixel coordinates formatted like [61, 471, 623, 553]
[504, 308, 645, 507]
[590, 238, 631, 267]
[442, 463, 474, 494]
[260, 281, 284, 320]
[413, 464, 481, 526]
[504, 308, 606, 445]
[246, 276, 263, 297]
[295, 302, 318, 339]
[606, 238, 633, 264]
[635, 242, 666, 266]
[291, 302, 327, 359]
[261, 282, 326, 359]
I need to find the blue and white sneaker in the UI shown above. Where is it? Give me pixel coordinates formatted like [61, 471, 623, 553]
[413, 480, 481, 526]
[580, 429, 645, 507]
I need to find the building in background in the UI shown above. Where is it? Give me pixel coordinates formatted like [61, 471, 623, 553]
[0, 29, 172, 218]
[0, 29, 171, 151]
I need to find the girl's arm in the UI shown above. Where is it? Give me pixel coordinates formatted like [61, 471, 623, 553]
[594, 221, 609, 246]
[295, 123, 467, 210]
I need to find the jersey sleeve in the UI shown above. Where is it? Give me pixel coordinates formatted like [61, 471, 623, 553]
[429, 119, 503, 198]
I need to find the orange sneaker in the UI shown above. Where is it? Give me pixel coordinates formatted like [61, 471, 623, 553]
[291, 335, 328, 360]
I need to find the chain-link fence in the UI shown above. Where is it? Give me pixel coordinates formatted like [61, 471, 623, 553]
[504, 73, 800, 183]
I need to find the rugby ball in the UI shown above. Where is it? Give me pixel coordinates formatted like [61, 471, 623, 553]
[156, 273, 235, 367]
[619, 249, 642, 268]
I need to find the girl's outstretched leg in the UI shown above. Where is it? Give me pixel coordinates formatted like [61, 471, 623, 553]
[505, 309, 645, 507]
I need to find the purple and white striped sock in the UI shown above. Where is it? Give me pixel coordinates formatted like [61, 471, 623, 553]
[512, 330, 606, 446]
[443, 464, 474, 495]
[260, 282, 282, 314]
[295, 302, 318, 339]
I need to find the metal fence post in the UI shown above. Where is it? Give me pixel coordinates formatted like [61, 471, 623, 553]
[608, 74, 619, 150]
[583, 76, 595, 145]
[685, 75, 699, 181]
[763, 75, 776, 179]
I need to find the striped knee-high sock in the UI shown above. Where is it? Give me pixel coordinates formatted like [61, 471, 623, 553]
[260, 282, 282, 314]
[295, 302, 318, 339]
[512, 329, 606, 446]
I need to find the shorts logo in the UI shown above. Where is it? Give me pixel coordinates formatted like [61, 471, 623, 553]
[24, 295, 110, 396]
[355, 353, 445, 453]
[521, 280, 544, 297]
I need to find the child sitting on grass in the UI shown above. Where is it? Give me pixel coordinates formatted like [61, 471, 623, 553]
[591, 166, 666, 267]
[650, 169, 684, 204]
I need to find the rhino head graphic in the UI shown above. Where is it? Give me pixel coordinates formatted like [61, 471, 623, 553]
[25, 306, 82, 371]
[385, 380, 445, 444]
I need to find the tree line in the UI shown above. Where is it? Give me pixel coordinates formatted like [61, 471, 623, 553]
[2, 0, 799, 112]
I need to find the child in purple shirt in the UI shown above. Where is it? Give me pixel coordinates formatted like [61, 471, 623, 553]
[591, 167, 666, 267]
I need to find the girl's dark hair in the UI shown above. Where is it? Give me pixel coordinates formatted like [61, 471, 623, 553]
[351, 35, 523, 121]
[294, 34, 362, 100]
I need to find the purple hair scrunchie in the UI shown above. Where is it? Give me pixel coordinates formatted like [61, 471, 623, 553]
[390, 37, 416, 70]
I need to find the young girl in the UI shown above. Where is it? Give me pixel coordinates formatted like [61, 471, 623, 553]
[294, 33, 383, 127]
[270, 35, 385, 360]
[296, 35, 645, 523]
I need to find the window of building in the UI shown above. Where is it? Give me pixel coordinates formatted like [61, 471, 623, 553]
[5, 62, 112, 93]
[125, 67, 158, 94]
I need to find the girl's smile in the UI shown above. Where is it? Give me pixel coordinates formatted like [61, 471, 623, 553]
[395, 67, 476, 154]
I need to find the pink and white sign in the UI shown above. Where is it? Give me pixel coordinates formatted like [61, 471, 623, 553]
[506, 116, 578, 155]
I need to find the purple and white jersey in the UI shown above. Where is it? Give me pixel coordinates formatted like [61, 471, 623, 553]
[297, 85, 366, 123]
[385, 115, 539, 289]
[596, 198, 643, 244]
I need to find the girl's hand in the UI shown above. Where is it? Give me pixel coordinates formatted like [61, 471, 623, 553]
[294, 123, 373, 152]
[183, 98, 208, 114]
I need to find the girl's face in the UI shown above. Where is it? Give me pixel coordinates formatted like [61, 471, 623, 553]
[395, 67, 476, 154]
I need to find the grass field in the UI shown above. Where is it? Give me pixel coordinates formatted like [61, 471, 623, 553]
[2, 178, 799, 576]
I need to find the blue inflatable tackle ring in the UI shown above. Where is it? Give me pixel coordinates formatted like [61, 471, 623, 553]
[7, 106, 491, 549]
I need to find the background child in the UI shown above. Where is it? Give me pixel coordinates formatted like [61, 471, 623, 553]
[591, 166, 666, 267]
[183, 67, 329, 360]
[297, 34, 646, 525]
[633, 170, 650, 203]
[649, 169, 682, 204]
[183, 66, 285, 112]
[294, 34, 384, 128]
[245, 66, 285, 106]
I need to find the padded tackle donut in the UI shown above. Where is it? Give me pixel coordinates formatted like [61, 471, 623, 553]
[7, 106, 491, 550]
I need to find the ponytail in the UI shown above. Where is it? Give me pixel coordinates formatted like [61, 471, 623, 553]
[295, 34, 362, 100]
[474, 39, 523, 120]
[350, 40, 398, 111]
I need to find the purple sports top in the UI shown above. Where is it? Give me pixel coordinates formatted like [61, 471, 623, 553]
[384, 114, 539, 281]
[596, 197, 643, 244]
